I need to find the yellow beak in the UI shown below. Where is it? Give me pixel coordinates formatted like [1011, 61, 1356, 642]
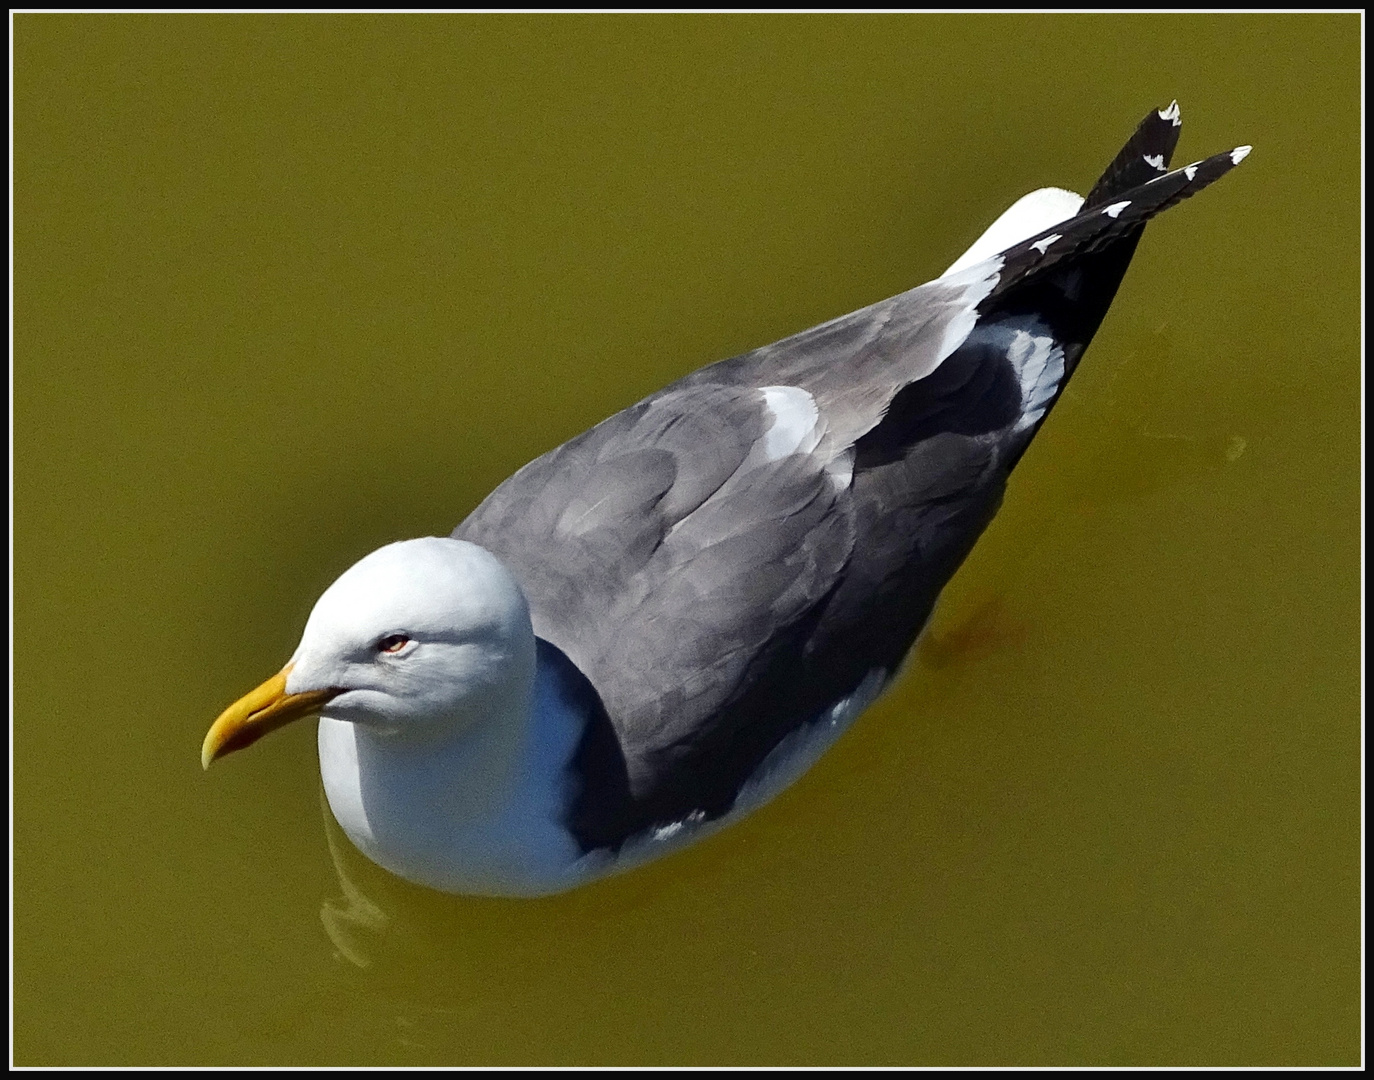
[202, 664, 340, 769]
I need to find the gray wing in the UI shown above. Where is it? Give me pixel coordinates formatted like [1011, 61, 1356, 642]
[455, 383, 859, 770]
[454, 270, 1005, 837]
[454, 132, 1249, 847]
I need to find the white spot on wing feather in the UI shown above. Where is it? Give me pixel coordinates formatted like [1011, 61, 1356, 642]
[1029, 233, 1061, 254]
[1184, 163, 1199, 180]
[1103, 200, 1131, 218]
[740, 385, 853, 493]
[1143, 153, 1165, 170]
[1159, 100, 1181, 125]
[720, 385, 829, 497]
[1231, 145, 1252, 164]
[758, 385, 821, 461]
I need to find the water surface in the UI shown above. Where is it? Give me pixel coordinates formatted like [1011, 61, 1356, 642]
[14, 13, 1361, 1065]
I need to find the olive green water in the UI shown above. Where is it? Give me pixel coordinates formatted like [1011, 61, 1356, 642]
[13, 13, 1361, 1066]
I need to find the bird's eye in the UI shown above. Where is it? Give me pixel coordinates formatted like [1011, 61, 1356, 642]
[378, 634, 411, 654]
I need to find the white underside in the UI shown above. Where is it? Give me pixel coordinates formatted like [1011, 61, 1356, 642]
[319, 656, 892, 897]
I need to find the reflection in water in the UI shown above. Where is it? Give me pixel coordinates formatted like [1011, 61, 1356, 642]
[1069, 320, 1249, 508]
[917, 596, 1028, 671]
[319, 782, 679, 975]
[921, 400, 1248, 670]
[1077, 424, 1248, 507]
[318, 784, 516, 980]
[318, 784, 551, 1050]
[320, 787, 391, 971]
[317, 782, 750, 1058]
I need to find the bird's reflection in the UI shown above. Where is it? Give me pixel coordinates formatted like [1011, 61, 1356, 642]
[319, 786, 393, 970]
[318, 782, 742, 974]
[318, 784, 599, 1050]
[315, 780, 776, 1055]
[317, 785, 575, 978]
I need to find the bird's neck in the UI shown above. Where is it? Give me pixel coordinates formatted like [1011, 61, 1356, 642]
[317, 647, 592, 896]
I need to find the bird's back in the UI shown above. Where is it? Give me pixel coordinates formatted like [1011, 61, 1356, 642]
[455, 106, 1249, 851]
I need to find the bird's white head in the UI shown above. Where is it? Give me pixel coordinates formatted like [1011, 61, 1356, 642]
[202, 537, 536, 766]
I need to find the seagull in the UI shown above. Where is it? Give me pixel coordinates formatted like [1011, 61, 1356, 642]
[203, 104, 1250, 896]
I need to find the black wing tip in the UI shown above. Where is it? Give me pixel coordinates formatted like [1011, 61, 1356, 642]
[1170, 142, 1254, 191]
[1083, 100, 1186, 209]
[992, 142, 1251, 293]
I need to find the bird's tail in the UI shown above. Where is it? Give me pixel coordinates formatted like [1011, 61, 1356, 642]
[969, 104, 1249, 465]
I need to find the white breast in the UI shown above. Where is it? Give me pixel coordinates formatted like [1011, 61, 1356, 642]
[317, 654, 593, 898]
